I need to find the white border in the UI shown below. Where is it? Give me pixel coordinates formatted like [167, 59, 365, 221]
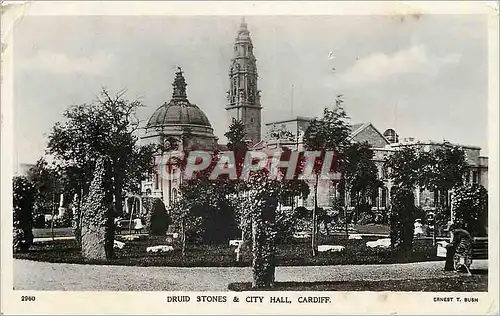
[1, 1, 498, 315]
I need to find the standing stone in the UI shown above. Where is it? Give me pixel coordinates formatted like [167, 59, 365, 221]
[81, 156, 115, 261]
[252, 195, 278, 288]
[81, 224, 108, 260]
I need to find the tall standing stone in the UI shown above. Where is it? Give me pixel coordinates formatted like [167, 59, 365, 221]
[81, 156, 115, 261]
[251, 195, 278, 288]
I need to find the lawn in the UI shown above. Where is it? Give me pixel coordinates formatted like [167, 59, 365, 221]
[15, 233, 443, 267]
[228, 274, 488, 292]
[33, 227, 74, 238]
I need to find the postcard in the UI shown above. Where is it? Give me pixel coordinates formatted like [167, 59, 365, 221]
[1, 1, 498, 315]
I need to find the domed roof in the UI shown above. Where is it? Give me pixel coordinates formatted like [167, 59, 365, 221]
[147, 100, 211, 128]
[146, 68, 212, 128]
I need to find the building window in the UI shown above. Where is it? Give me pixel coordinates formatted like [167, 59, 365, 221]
[282, 195, 294, 207]
[154, 173, 159, 190]
[329, 183, 336, 201]
[472, 171, 478, 183]
[370, 190, 378, 207]
[171, 188, 178, 203]
[381, 188, 387, 208]
[433, 190, 439, 207]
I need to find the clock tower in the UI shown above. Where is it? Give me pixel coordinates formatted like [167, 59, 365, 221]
[226, 18, 262, 145]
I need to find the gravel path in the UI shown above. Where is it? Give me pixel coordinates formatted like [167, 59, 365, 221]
[13, 259, 487, 291]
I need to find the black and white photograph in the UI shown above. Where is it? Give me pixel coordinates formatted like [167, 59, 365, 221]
[1, 1, 498, 315]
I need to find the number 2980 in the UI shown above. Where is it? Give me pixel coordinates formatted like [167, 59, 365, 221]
[21, 296, 36, 302]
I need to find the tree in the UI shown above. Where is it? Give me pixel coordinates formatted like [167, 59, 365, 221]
[246, 171, 280, 288]
[385, 146, 422, 256]
[385, 146, 423, 191]
[385, 144, 470, 253]
[169, 178, 229, 254]
[225, 119, 248, 153]
[13, 176, 35, 252]
[47, 88, 156, 218]
[80, 156, 115, 261]
[389, 186, 417, 258]
[168, 151, 229, 255]
[124, 144, 159, 195]
[303, 96, 351, 153]
[245, 163, 309, 288]
[342, 142, 382, 223]
[451, 183, 488, 237]
[230, 186, 253, 243]
[225, 119, 252, 252]
[272, 150, 311, 242]
[422, 145, 468, 231]
[430, 145, 468, 204]
[26, 158, 60, 218]
[302, 95, 351, 256]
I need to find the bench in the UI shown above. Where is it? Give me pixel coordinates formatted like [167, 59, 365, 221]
[472, 237, 488, 260]
[436, 237, 488, 260]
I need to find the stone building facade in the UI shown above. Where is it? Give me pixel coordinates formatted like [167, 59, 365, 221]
[255, 116, 489, 215]
[141, 68, 217, 208]
[140, 19, 489, 220]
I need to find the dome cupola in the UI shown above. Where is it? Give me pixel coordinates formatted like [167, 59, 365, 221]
[146, 67, 212, 128]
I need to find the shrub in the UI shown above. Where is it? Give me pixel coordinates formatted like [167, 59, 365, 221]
[202, 201, 238, 244]
[356, 203, 374, 224]
[452, 183, 488, 237]
[61, 208, 73, 227]
[34, 214, 46, 228]
[389, 186, 416, 257]
[275, 206, 303, 243]
[142, 196, 171, 236]
[52, 216, 65, 228]
[13, 176, 35, 252]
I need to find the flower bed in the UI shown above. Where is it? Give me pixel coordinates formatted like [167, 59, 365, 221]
[14, 235, 442, 267]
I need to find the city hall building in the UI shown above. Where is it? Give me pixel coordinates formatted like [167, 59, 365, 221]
[140, 19, 489, 214]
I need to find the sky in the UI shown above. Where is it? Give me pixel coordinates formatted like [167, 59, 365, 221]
[12, 14, 489, 166]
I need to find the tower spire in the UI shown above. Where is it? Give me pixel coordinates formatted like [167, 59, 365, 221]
[226, 19, 262, 145]
[236, 17, 251, 43]
[240, 16, 247, 29]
